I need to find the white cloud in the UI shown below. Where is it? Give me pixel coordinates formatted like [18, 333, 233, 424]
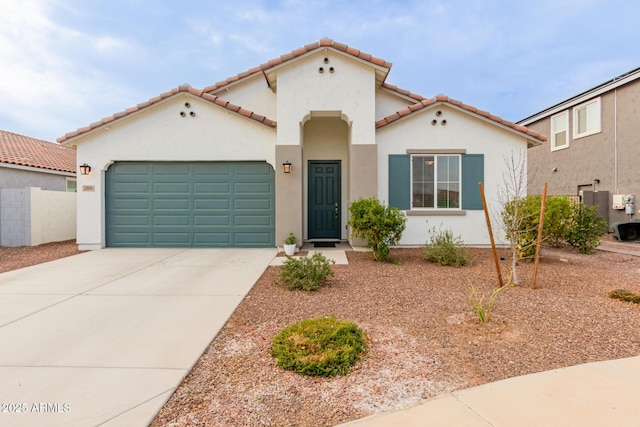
[0, 0, 137, 139]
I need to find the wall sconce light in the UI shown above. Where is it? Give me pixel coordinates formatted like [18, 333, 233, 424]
[79, 163, 92, 175]
[282, 161, 292, 174]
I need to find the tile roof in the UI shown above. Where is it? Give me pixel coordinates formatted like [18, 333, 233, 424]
[57, 38, 544, 145]
[203, 38, 392, 93]
[375, 95, 548, 142]
[380, 82, 425, 102]
[58, 85, 276, 144]
[0, 130, 76, 173]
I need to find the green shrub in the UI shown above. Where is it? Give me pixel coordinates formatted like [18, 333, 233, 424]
[423, 227, 473, 267]
[608, 289, 640, 304]
[284, 232, 296, 245]
[271, 316, 367, 377]
[348, 197, 406, 262]
[502, 195, 574, 259]
[564, 203, 607, 254]
[279, 252, 335, 291]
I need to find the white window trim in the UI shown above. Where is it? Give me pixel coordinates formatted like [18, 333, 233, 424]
[410, 154, 462, 210]
[573, 97, 601, 139]
[550, 110, 569, 152]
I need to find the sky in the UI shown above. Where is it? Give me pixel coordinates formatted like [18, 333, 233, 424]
[1, 0, 639, 142]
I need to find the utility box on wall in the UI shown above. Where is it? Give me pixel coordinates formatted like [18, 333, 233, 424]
[581, 190, 609, 225]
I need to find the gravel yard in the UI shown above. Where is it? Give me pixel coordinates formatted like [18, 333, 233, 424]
[0, 240, 82, 273]
[152, 244, 640, 427]
[2, 240, 638, 427]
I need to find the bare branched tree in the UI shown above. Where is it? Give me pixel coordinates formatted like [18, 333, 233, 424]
[496, 150, 537, 286]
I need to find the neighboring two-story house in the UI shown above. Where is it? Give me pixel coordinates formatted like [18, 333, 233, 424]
[59, 39, 545, 250]
[519, 67, 640, 226]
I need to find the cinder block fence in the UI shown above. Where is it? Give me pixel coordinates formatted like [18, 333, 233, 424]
[0, 187, 76, 247]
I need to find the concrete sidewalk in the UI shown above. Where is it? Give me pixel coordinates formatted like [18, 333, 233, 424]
[0, 248, 276, 427]
[339, 356, 640, 427]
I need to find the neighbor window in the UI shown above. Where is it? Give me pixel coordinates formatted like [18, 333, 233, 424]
[573, 98, 601, 138]
[411, 155, 460, 209]
[66, 179, 77, 192]
[550, 111, 569, 151]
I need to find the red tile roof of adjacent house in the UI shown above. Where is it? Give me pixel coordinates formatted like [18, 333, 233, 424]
[0, 130, 76, 173]
[203, 38, 392, 93]
[57, 85, 277, 143]
[375, 95, 548, 142]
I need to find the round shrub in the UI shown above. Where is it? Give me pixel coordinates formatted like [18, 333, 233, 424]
[271, 316, 367, 377]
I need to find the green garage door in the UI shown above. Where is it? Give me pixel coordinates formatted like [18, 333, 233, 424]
[105, 161, 275, 247]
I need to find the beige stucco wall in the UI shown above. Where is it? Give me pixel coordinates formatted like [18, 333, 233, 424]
[527, 79, 640, 225]
[377, 104, 530, 246]
[275, 144, 303, 247]
[72, 93, 276, 249]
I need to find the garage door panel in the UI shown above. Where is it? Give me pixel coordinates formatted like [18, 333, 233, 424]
[110, 232, 151, 245]
[193, 233, 231, 245]
[193, 182, 231, 194]
[153, 233, 191, 245]
[193, 163, 230, 175]
[234, 215, 272, 226]
[111, 182, 150, 193]
[153, 215, 191, 226]
[235, 182, 271, 193]
[194, 215, 230, 226]
[234, 233, 272, 245]
[154, 163, 190, 175]
[234, 199, 272, 210]
[112, 215, 150, 226]
[106, 161, 274, 247]
[111, 199, 150, 210]
[153, 198, 190, 210]
[153, 182, 190, 193]
[112, 164, 151, 175]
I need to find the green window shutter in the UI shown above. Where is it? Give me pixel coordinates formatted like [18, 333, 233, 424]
[461, 154, 484, 210]
[388, 154, 410, 210]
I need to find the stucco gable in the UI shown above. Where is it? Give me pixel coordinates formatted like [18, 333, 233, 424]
[58, 85, 276, 146]
[376, 95, 546, 146]
[204, 38, 392, 94]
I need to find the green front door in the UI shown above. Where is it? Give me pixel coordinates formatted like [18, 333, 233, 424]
[308, 160, 341, 239]
[105, 161, 274, 247]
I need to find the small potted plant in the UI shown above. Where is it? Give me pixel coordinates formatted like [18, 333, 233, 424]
[284, 232, 297, 256]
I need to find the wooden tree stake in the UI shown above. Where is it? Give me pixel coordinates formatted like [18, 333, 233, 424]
[479, 182, 503, 288]
[531, 182, 548, 289]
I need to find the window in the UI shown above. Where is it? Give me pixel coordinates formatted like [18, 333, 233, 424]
[573, 98, 601, 138]
[66, 179, 77, 192]
[411, 155, 460, 209]
[550, 111, 568, 151]
[388, 153, 483, 211]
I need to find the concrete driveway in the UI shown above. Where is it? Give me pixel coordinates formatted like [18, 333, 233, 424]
[0, 248, 276, 426]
